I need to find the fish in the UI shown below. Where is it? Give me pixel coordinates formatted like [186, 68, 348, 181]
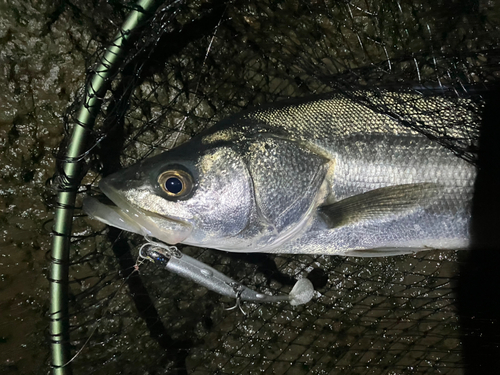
[84, 91, 478, 257]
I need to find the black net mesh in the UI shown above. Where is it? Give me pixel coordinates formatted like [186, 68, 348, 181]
[57, 0, 500, 373]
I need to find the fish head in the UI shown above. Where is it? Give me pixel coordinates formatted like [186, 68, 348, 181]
[97, 138, 255, 247]
[90, 130, 331, 251]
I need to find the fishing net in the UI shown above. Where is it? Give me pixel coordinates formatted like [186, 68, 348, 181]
[51, 0, 500, 373]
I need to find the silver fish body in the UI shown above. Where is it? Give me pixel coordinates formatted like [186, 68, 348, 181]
[85, 92, 477, 256]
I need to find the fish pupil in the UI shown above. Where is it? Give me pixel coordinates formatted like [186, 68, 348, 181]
[166, 177, 183, 194]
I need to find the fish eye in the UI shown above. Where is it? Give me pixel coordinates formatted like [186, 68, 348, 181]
[158, 170, 193, 197]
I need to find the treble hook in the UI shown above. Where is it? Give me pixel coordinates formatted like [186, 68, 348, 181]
[225, 284, 247, 315]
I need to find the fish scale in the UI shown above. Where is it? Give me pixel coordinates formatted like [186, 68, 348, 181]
[84, 91, 477, 256]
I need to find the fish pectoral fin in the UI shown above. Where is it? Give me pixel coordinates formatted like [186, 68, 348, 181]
[319, 183, 441, 229]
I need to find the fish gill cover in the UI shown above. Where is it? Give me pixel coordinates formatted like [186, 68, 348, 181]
[48, 0, 500, 374]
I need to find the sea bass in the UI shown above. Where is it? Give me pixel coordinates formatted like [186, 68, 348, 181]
[84, 92, 477, 257]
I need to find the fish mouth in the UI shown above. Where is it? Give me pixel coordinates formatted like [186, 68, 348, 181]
[83, 177, 193, 245]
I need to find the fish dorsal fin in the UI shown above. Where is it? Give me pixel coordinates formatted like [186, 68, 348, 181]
[320, 183, 441, 228]
[245, 137, 330, 233]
